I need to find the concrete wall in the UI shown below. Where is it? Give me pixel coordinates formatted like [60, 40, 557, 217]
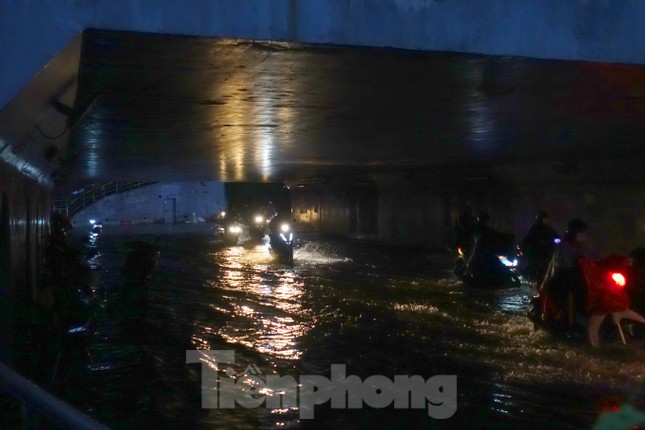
[2, 0, 644, 109]
[292, 161, 645, 255]
[0, 161, 51, 361]
[72, 182, 226, 226]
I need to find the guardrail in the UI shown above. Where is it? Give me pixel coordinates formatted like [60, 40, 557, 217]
[0, 361, 111, 430]
[53, 182, 155, 217]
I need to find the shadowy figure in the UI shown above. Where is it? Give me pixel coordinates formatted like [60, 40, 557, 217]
[522, 211, 560, 286]
[454, 206, 476, 260]
[118, 237, 160, 325]
[467, 212, 511, 281]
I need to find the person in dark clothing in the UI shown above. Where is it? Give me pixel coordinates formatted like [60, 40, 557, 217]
[627, 248, 645, 312]
[454, 206, 477, 260]
[522, 211, 560, 285]
[467, 212, 506, 280]
[548, 218, 589, 318]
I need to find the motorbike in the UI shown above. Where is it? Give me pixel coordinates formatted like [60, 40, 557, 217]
[527, 250, 645, 345]
[453, 233, 522, 288]
[250, 213, 271, 242]
[216, 213, 246, 246]
[268, 221, 295, 264]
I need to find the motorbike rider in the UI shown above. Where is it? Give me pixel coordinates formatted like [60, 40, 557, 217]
[627, 248, 645, 312]
[547, 219, 589, 321]
[454, 206, 477, 260]
[522, 211, 560, 286]
[467, 212, 505, 279]
[264, 201, 277, 221]
[268, 212, 283, 236]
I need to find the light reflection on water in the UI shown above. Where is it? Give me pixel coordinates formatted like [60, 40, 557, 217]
[66, 229, 645, 429]
[205, 244, 308, 361]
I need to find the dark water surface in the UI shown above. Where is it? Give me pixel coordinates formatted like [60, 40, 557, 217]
[63, 224, 645, 429]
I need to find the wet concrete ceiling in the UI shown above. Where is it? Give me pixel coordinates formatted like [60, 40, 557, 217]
[69, 29, 645, 182]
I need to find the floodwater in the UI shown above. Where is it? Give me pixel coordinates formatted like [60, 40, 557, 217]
[60, 224, 645, 429]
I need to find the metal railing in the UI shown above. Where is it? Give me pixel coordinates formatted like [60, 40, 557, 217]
[53, 182, 155, 217]
[0, 361, 111, 430]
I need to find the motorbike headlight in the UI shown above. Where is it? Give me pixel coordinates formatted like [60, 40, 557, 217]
[498, 256, 515, 267]
[255, 215, 264, 224]
[229, 225, 242, 234]
[281, 223, 290, 233]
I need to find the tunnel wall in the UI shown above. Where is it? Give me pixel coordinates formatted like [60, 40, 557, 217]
[2, 0, 644, 109]
[72, 182, 226, 226]
[0, 161, 51, 361]
[292, 163, 645, 255]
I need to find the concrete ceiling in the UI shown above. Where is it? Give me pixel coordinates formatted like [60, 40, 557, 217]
[67, 29, 645, 182]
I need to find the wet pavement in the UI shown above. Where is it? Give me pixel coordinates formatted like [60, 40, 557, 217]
[61, 223, 645, 429]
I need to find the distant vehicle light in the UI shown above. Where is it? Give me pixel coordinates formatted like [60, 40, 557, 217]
[554, 238, 561, 244]
[498, 256, 517, 267]
[89, 219, 96, 225]
[255, 215, 264, 224]
[457, 247, 463, 257]
[281, 223, 290, 233]
[220, 211, 226, 218]
[611, 273, 626, 288]
[229, 225, 242, 234]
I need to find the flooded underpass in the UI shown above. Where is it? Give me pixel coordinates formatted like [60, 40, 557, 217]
[62, 224, 645, 429]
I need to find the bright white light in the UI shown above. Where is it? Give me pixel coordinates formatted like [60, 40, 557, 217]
[611, 273, 626, 288]
[498, 256, 516, 267]
[229, 225, 242, 234]
[221, 211, 226, 218]
[89, 219, 96, 225]
[255, 215, 264, 224]
[281, 224, 290, 233]
[554, 238, 561, 244]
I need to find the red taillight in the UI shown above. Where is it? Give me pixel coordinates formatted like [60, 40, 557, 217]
[611, 272, 626, 288]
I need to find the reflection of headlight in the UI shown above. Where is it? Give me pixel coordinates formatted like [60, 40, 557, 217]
[498, 256, 518, 267]
[281, 223, 290, 233]
[255, 215, 264, 224]
[229, 225, 242, 234]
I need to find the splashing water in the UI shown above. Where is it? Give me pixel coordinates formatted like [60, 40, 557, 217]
[293, 241, 353, 265]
